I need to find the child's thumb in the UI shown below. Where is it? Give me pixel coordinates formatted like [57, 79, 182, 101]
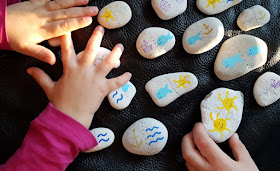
[24, 44, 56, 65]
[228, 133, 252, 162]
[27, 67, 55, 95]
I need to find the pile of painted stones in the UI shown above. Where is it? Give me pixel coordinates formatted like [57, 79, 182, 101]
[85, 1, 278, 156]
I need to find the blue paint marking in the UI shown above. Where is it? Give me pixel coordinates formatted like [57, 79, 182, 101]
[227, 0, 233, 3]
[156, 84, 172, 99]
[187, 32, 203, 45]
[112, 91, 118, 98]
[157, 33, 173, 46]
[222, 54, 243, 68]
[97, 133, 107, 137]
[116, 94, 123, 104]
[147, 132, 162, 139]
[122, 83, 131, 92]
[248, 46, 261, 56]
[146, 126, 159, 132]
[99, 138, 110, 143]
[149, 137, 164, 145]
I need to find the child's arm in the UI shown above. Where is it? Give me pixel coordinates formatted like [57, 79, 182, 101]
[1, 0, 98, 65]
[181, 123, 259, 171]
[0, 26, 131, 170]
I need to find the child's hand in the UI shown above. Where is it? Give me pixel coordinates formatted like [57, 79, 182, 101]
[182, 123, 258, 171]
[27, 26, 132, 129]
[7, 0, 98, 65]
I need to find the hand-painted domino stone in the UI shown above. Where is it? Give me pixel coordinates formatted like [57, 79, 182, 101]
[145, 72, 198, 107]
[122, 118, 168, 156]
[94, 47, 120, 68]
[151, 0, 188, 20]
[201, 88, 244, 143]
[86, 128, 115, 153]
[237, 5, 270, 31]
[182, 17, 224, 54]
[108, 81, 136, 110]
[214, 35, 268, 81]
[97, 1, 132, 29]
[253, 72, 280, 107]
[136, 27, 175, 59]
[196, 0, 242, 15]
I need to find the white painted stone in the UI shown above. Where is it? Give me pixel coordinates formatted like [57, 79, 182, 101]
[94, 47, 120, 68]
[237, 5, 270, 31]
[182, 17, 224, 54]
[196, 0, 242, 15]
[98, 1, 132, 29]
[108, 81, 136, 110]
[86, 128, 115, 153]
[253, 72, 280, 107]
[145, 72, 198, 107]
[136, 27, 175, 59]
[201, 88, 244, 143]
[214, 34, 268, 81]
[151, 0, 188, 20]
[122, 118, 168, 156]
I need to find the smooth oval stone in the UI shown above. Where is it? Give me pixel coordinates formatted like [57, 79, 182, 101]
[237, 5, 270, 31]
[253, 72, 280, 107]
[122, 118, 168, 156]
[214, 35, 268, 81]
[97, 1, 132, 29]
[201, 88, 244, 143]
[94, 47, 120, 68]
[108, 81, 136, 110]
[182, 17, 224, 54]
[145, 72, 198, 107]
[136, 27, 176, 59]
[196, 0, 242, 15]
[86, 128, 115, 153]
[151, 0, 188, 20]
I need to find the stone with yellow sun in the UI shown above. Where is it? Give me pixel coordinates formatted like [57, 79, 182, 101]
[196, 0, 242, 15]
[201, 88, 244, 143]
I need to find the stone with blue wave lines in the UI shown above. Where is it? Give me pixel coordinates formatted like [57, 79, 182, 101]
[136, 27, 175, 59]
[108, 81, 136, 110]
[214, 35, 267, 81]
[86, 128, 115, 152]
[182, 17, 224, 54]
[122, 118, 168, 155]
[146, 72, 198, 107]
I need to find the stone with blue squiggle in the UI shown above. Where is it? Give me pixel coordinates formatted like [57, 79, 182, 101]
[86, 128, 115, 153]
[122, 117, 168, 156]
[108, 81, 136, 110]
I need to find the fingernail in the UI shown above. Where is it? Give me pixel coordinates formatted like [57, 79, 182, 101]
[127, 72, 132, 78]
[117, 43, 124, 52]
[83, 17, 92, 22]
[90, 6, 98, 13]
[27, 68, 32, 75]
[234, 133, 239, 140]
[81, 0, 88, 4]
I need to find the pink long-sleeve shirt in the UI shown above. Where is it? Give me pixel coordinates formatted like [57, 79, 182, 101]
[0, 1, 98, 170]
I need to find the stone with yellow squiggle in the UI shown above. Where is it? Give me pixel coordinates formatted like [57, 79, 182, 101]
[217, 91, 238, 115]
[209, 112, 231, 140]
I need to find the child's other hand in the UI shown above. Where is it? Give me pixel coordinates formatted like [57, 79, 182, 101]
[182, 123, 258, 171]
[27, 26, 132, 128]
[7, 0, 98, 65]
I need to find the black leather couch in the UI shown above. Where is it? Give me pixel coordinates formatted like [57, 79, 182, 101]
[1, 0, 280, 170]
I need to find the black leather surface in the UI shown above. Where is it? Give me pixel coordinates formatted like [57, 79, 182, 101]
[1, 0, 280, 170]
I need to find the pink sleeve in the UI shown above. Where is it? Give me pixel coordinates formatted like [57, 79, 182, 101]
[0, 0, 20, 50]
[0, 103, 98, 171]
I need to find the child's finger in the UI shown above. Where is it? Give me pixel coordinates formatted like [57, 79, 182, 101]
[24, 44, 56, 65]
[49, 7, 98, 22]
[80, 26, 104, 65]
[27, 67, 55, 95]
[182, 132, 209, 169]
[228, 133, 253, 162]
[48, 37, 61, 47]
[61, 33, 76, 66]
[192, 123, 232, 164]
[95, 44, 123, 76]
[106, 72, 132, 92]
[30, 0, 50, 3]
[46, 0, 89, 11]
[45, 17, 92, 38]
